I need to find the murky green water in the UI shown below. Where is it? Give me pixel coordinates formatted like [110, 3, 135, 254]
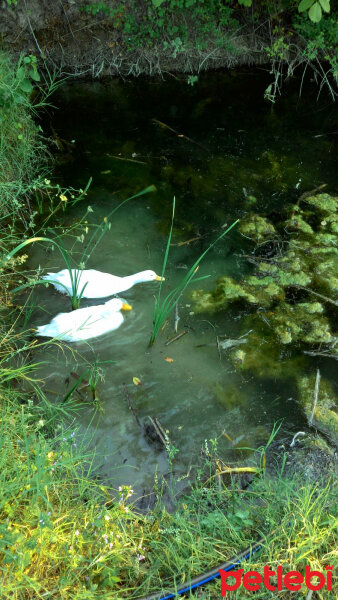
[29, 71, 337, 498]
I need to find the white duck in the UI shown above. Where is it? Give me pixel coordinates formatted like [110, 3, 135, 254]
[36, 298, 132, 342]
[42, 269, 164, 299]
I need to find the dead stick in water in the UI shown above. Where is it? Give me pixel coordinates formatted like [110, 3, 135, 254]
[152, 118, 209, 152]
[106, 154, 147, 165]
[165, 330, 188, 346]
[293, 285, 338, 307]
[309, 369, 320, 426]
[123, 384, 142, 429]
[174, 302, 179, 333]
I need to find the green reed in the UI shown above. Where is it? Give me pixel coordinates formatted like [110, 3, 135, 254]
[149, 197, 239, 346]
[6, 185, 156, 309]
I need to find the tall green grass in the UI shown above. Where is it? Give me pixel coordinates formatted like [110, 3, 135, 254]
[149, 197, 239, 345]
[1, 388, 335, 600]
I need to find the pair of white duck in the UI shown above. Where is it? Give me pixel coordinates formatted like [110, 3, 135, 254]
[36, 269, 163, 342]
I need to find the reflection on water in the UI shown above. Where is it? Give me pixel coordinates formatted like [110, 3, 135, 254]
[28, 71, 337, 494]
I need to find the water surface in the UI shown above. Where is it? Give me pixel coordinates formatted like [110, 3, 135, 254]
[29, 71, 337, 496]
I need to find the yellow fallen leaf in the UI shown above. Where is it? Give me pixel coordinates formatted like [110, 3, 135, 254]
[164, 357, 174, 363]
[133, 377, 142, 386]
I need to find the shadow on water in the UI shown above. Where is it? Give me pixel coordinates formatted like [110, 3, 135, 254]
[28, 69, 337, 496]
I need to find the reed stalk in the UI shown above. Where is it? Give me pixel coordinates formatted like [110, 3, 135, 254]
[149, 197, 239, 345]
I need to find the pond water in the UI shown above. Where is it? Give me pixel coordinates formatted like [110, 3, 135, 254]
[29, 70, 337, 499]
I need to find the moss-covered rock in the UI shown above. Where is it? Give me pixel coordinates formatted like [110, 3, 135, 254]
[297, 375, 338, 440]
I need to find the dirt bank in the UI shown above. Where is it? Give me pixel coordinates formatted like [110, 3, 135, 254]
[0, 0, 290, 77]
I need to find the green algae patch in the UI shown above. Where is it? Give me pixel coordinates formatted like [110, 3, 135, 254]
[193, 192, 337, 380]
[305, 193, 338, 214]
[297, 375, 338, 440]
[269, 303, 332, 345]
[238, 215, 276, 243]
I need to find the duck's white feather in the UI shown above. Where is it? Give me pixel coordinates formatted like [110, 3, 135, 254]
[36, 298, 128, 342]
[42, 268, 162, 298]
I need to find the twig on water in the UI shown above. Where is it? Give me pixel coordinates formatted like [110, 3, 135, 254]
[174, 302, 179, 333]
[304, 350, 337, 360]
[165, 330, 188, 346]
[309, 369, 320, 426]
[123, 383, 142, 429]
[106, 154, 147, 165]
[152, 118, 209, 152]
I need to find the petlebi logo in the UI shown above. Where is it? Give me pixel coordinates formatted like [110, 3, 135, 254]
[219, 564, 333, 595]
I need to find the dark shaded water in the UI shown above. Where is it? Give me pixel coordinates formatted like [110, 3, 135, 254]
[30, 70, 337, 496]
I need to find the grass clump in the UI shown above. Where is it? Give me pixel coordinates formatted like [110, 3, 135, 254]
[1, 388, 336, 600]
[0, 52, 48, 219]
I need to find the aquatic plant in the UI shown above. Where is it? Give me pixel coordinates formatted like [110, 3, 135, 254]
[62, 359, 113, 403]
[149, 197, 238, 345]
[192, 192, 338, 400]
[5, 185, 156, 309]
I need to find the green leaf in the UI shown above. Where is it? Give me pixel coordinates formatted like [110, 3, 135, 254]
[16, 66, 25, 81]
[23, 56, 31, 64]
[298, 0, 314, 12]
[20, 78, 33, 93]
[238, 0, 252, 6]
[152, 0, 166, 7]
[29, 69, 40, 82]
[309, 2, 322, 21]
[319, 0, 330, 12]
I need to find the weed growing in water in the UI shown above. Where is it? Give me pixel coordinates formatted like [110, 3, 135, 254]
[149, 197, 238, 345]
[4, 185, 156, 309]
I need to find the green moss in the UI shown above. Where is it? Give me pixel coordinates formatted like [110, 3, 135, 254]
[192, 276, 258, 313]
[297, 302, 324, 314]
[269, 303, 332, 345]
[193, 192, 337, 380]
[297, 375, 338, 440]
[306, 193, 338, 214]
[238, 215, 276, 243]
[285, 216, 314, 234]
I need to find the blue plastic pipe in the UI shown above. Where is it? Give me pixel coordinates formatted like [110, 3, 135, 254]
[138, 537, 263, 599]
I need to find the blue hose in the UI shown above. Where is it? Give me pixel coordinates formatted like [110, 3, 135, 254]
[138, 538, 263, 600]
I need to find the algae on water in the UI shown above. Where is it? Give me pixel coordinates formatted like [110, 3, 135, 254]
[192, 192, 338, 408]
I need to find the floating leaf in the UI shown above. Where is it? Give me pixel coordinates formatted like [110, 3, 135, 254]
[133, 377, 142, 386]
[164, 357, 174, 363]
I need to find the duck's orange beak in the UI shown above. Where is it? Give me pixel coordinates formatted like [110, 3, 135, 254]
[155, 275, 165, 282]
[121, 302, 132, 311]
